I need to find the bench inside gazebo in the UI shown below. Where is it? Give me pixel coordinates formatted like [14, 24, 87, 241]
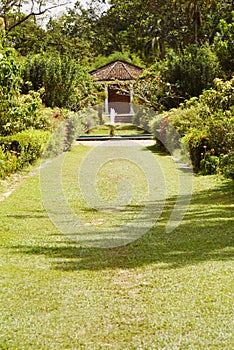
[90, 60, 143, 123]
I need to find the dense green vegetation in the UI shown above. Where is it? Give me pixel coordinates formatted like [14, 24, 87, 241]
[0, 1, 233, 178]
[148, 77, 234, 177]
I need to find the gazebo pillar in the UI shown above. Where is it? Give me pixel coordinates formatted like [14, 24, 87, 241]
[104, 84, 109, 115]
[130, 88, 134, 115]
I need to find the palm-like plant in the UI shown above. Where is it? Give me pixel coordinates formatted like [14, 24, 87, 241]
[173, 0, 215, 44]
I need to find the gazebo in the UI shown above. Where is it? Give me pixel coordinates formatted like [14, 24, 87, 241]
[90, 60, 143, 123]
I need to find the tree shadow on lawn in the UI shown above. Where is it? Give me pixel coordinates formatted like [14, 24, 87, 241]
[11, 180, 234, 271]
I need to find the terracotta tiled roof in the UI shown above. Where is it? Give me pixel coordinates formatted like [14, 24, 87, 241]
[90, 60, 143, 81]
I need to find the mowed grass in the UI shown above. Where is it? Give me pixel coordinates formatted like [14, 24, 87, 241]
[0, 144, 233, 349]
[83, 124, 148, 136]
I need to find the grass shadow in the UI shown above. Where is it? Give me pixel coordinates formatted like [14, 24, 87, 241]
[145, 143, 169, 156]
[10, 180, 234, 271]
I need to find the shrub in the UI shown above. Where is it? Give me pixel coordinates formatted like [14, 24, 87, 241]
[182, 130, 211, 172]
[200, 153, 220, 175]
[199, 78, 234, 113]
[162, 77, 234, 174]
[206, 110, 234, 156]
[0, 90, 51, 136]
[219, 152, 234, 180]
[164, 45, 221, 99]
[213, 13, 234, 78]
[0, 146, 18, 178]
[0, 130, 50, 178]
[133, 106, 156, 131]
[0, 36, 22, 99]
[22, 53, 101, 110]
[0, 36, 50, 136]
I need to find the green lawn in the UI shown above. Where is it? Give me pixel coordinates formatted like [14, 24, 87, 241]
[0, 144, 233, 349]
[83, 124, 148, 136]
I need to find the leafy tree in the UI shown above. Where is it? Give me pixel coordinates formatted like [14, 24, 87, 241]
[132, 44, 221, 113]
[0, 35, 48, 135]
[164, 45, 220, 98]
[44, 14, 93, 62]
[213, 12, 234, 78]
[102, 0, 233, 60]
[8, 18, 47, 56]
[0, 0, 69, 34]
[0, 34, 21, 99]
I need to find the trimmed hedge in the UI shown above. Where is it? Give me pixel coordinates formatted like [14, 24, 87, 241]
[0, 129, 50, 178]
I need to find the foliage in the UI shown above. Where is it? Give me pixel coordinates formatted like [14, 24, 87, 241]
[9, 18, 46, 56]
[43, 107, 100, 158]
[0, 36, 50, 136]
[0, 90, 51, 136]
[22, 53, 101, 110]
[200, 153, 220, 176]
[213, 12, 234, 78]
[90, 51, 144, 71]
[150, 114, 183, 154]
[164, 45, 221, 98]
[133, 106, 156, 131]
[199, 77, 234, 112]
[0, 129, 50, 178]
[181, 116, 233, 175]
[133, 45, 221, 112]
[44, 15, 93, 62]
[163, 103, 205, 136]
[0, 1, 68, 34]
[0, 36, 22, 99]
[149, 77, 234, 175]
[93, 0, 233, 62]
[167, 77, 234, 137]
[2, 0, 233, 67]
[134, 64, 182, 111]
[182, 129, 211, 172]
[219, 152, 234, 180]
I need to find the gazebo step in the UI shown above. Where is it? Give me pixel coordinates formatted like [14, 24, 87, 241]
[115, 115, 133, 123]
[76, 134, 153, 141]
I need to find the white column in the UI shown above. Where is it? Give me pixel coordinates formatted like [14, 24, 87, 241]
[130, 88, 134, 115]
[104, 84, 109, 115]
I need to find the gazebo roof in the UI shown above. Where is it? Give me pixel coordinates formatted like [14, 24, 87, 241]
[90, 60, 143, 82]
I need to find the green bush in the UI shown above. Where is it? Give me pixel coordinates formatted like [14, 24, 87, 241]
[213, 13, 234, 78]
[0, 146, 18, 178]
[0, 90, 51, 136]
[167, 105, 205, 137]
[0, 130, 50, 178]
[200, 153, 220, 175]
[23, 53, 101, 110]
[0, 36, 51, 136]
[219, 152, 234, 180]
[199, 78, 234, 113]
[164, 45, 221, 99]
[160, 77, 234, 174]
[182, 130, 211, 172]
[0, 36, 22, 100]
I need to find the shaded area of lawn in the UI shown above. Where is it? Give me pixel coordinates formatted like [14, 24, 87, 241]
[9, 176, 234, 271]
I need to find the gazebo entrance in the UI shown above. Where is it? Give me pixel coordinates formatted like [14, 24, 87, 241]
[108, 86, 130, 114]
[90, 60, 143, 123]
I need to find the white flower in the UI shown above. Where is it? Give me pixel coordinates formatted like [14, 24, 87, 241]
[0, 53, 4, 60]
